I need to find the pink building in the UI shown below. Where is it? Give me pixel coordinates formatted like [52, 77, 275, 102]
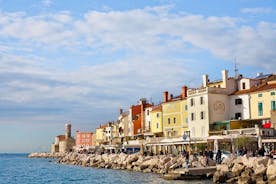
[75, 131, 94, 148]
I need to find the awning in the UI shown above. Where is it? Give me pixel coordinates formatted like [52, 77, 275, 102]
[262, 139, 276, 143]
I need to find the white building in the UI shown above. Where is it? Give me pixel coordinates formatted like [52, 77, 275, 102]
[144, 106, 152, 132]
[187, 70, 237, 139]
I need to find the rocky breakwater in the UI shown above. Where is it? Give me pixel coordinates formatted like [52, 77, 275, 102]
[213, 155, 276, 184]
[28, 152, 67, 159]
[56, 152, 216, 176]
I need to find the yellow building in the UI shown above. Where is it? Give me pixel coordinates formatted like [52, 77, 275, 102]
[150, 105, 163, 137]
[250, 81, 276, 120]
[95, 125, 106, 146]
[180, 99, 189, 134]
[162, 86, 188, 137]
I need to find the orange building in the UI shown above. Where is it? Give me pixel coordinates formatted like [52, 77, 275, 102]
[75, 131, 94, 147]
[130, 98, 153, 135]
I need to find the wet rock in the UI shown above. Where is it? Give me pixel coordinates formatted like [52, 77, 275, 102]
[266, 163, 276, 182]
[213, 171, 226, 183]
[232, 163, 245, 176]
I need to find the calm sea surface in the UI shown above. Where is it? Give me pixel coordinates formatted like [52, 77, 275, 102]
[0, 154, 211, 184]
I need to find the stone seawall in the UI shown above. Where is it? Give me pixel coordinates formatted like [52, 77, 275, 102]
[29, 152, 276, 183]
[213, 155, 276, 183]
[28, 152, 216, 176]
[28, 152, 66, 158]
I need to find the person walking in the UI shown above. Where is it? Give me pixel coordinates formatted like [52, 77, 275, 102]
[185, 151, 190, 169]
[216, 149, 222, 164]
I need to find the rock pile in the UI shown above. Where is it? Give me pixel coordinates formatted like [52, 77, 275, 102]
[28, 152, 216, 177]
[28, 152, 66, 158]
[213, 155, 276, 184]
[57, 152, 186, 174]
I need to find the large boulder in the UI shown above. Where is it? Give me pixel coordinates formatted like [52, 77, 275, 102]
[253, 164, 267, 177]
[217, 164, 229, 174]
[256, 157, 269, 167]
[213, 171, 227, 183]
[267, 163, 276, 182]
[126, 154, 139, 164]
[232, 163, 245, 176]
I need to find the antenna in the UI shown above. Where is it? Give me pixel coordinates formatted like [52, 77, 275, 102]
[234, 58, 239, 79]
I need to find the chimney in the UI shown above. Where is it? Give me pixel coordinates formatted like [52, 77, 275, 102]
[170, 94, 173, 100]
[222, 70, 228, 88]
[202, 74, 208, 87]
[139, 98, 147, 105]
[181, 86, 187, 99]
[163, 91, 168, 102]
[119, 108, 123, 115]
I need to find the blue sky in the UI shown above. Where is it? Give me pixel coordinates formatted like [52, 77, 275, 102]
[0, 0, 275, 152]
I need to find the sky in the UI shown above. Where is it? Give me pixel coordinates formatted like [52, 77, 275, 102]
[0, 0, 275, 153]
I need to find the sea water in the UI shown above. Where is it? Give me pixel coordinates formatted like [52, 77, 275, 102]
[0, 154, 211, 184]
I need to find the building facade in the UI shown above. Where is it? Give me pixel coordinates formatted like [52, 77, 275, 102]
[51, 123, 75, 153]
[75, 131, 93, 149]
[188, 70, 237, 138]
[150, 104, 163, 137]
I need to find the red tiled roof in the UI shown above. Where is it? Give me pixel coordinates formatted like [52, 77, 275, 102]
[151, 104, 162, 111]
[252, 83, 276, 93]
[231, 81, 276, 95]
[56, 135, 65, 141]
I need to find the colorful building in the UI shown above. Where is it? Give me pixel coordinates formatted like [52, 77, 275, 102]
[118, 109, 130, 139]
[129, 98, 153, 136]
[162, 86, 188, 138]
[51, 124, 75, 153]
[95, 125, 106, 146]
[75, 131, 94, 149]
[188, 70, 237, 138]
[250, 80, 276, 121]
[150, 104, 163, 137]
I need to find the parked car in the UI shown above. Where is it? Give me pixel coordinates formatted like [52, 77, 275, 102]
[213, 150, 231, 161]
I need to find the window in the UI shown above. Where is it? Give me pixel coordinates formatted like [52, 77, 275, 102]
[258, 94, 263, 97]
[185, 117, 188, 124]
[173, 117, 176, 124]
[156, 113, 159, 118]
[185, 105, 188, 110]
[258, 102, 263, 116]
[235, 113, 242, 119]
[168, 118, 170, 124]
[200, 96, 204, 105]
[271, 92, 276, 96]
[271, 101, 276, 111]
[147, 110, 149, 116]
[235, 98, 242, 105]
[200, 111, 204, 120]
[191, 113, 195, 121]
[190, 98, 194, 106]
[156, 123, 159, 129]
[242, 82, 246, 90]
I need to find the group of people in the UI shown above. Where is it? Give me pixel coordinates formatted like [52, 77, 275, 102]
[237, 146, 275, 158]
[203, 147, 222, 164]
[181, 147, 223, 167]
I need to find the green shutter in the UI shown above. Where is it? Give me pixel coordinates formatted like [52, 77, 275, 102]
[272, 101, 276, 110]
[258, 102, 263, 116]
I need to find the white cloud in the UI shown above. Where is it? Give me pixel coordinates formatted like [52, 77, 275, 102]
[241, 7, 274, 14]
[41, 0, 53, 7]
[0, 7, 275, 70]
[0, 6, 275, 127]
